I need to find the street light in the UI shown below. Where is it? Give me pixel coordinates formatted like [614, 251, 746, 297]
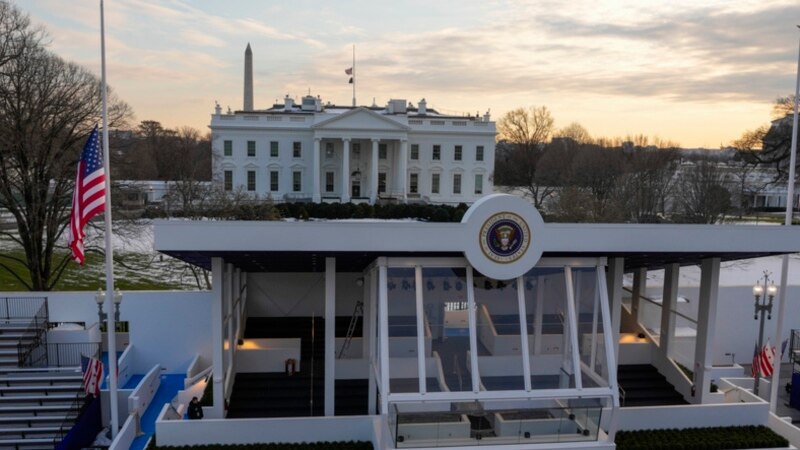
[752, 272, 777, 396]
[96, 288, 123, 324]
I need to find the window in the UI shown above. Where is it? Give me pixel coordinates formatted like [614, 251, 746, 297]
[453, 173, 462, 194]
[379, 143, 387, 160]
[247, 141, 256, 157]
[325, 171, 334, 192]
[476, 145, 484, 162]
[292, 171, 302, 192]
[409, 173, 418, 194]
[270, 171, 279, 192]
[270, 141, 279, 158]
[247, 170, 256, 191]
[454, 145, 462, 161]
[223, 140, 232, 157]
[432, 145, 441, 160]
[293, 142, 302, 158]
[474, 174, 483, 195]
[410, 144, 419, 160]
[431, 173, 440, 194]
[224, 170, 233, 191]
[378, 172, 386, 194]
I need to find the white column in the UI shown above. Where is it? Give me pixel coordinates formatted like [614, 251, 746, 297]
[324, 258, 335, 416]
[631, 268, 647, 323]
[313, 138, 321, 203]
[225, 264, 235, 378]
[378, 261, 390, 414]
[210, 257, 225, 418]
[660, 263, 679, 357]
[694, 257, 720, 404]
[466, 267, 480, 392]
[414, 266, 426, 393]
[370, 139, 379, 204]
[564, 267, 583, 389]
[533, 278, 544, 354]
[367, 271, 377, 415]
[342, 139, 351, 203]
[606, 258, 624, 360]
[517, 277, 532, 391]
[399, 139, 408, 202]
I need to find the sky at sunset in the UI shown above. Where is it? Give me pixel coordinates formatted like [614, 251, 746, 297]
[16, 0, 800, 148]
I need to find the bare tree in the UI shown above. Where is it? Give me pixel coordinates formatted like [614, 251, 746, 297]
[0, 3, 131, 290]
[674, 158, 733, 224]
[554, 122, 592, 144]
[621, 148, 679, 222]
[497, 106, 555, 150]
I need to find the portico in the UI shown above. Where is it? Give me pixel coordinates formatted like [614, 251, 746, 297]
[311, 108, 410, 204]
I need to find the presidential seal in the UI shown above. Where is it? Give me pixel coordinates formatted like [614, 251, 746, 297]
[479, 211, 530, 264]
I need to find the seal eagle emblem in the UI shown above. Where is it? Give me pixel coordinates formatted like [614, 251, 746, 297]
[480, 211, 530, 264]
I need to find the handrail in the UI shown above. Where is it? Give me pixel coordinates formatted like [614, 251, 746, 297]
[453, 354, 463, 392]
[51, 391, 89, 447]
[16, 301, 50, 367]
[618, 385, 626, 407]
[622, 287, 697, 324]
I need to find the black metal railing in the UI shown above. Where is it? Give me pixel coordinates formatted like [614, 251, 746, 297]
[20, 342, 100, 368]
[16, 301, 50, 367]
[0, 296, 47, 321]
[51, 392, 91, 448]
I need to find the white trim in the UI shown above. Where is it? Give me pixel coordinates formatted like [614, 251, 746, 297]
[466, 266, 480, 393]
[517, 276, 532, 391]
[378, 260, 390, 414]
[414, 266, 426, 394]
[387, 387, 615, 403]
[564, 267, 583, 390]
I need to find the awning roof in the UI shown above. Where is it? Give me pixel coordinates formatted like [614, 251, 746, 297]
[154, 220, 800, 273]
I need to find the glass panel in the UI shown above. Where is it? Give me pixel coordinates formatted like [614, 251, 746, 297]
[572, 267, 608, 387]
[388, 268, 420, 393]
[523, 268, 574, 389]
[423, 267, 471, 392]
[390, 397, 607, 448]
[473, 270, 525, 391]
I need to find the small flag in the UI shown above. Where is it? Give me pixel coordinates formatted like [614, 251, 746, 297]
[68, 126, 106, 265]
[81, 354, 104, 397]
[751, 342, 760, 378]
[759, 341, 776, 377]
[348, 77, 353, 84]
[345, 67, 353, 75]
[781, 338, 789, 358]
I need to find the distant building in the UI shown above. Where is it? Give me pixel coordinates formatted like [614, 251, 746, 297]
[210, 45, 495, 206]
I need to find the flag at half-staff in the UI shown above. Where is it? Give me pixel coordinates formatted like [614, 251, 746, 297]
[68, 125, 105, 265]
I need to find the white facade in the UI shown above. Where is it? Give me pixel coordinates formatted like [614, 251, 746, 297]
[210, 97, 495, 205]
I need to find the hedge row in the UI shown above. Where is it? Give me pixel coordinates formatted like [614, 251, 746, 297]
[148, 440, 373, 450]
[143, 202, 470, 222]
[615, 426, 789, 450]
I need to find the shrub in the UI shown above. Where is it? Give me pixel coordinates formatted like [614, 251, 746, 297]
[148, 440, 374, 450]
[615, 425, 788, 450]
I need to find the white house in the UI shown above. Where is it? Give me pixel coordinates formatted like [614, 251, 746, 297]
[210, 46, 495, 206]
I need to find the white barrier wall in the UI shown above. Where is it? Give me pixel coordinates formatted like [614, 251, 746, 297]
[156, 415, 379, 447]
[603, 402, 770, 431]
[6, 291, 212, 374]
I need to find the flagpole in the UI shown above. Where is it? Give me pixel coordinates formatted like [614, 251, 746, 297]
[352, 44, 356, 107]
[100, 0, 120, 437]
[769, 26, 800, 413]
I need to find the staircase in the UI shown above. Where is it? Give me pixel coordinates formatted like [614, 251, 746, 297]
[0, 322, 38, 369]
[228, 316, 367, 418]
[0, 367, 86, 449]
[617, 364, 688, 407]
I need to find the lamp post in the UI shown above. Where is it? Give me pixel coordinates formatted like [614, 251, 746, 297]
[95, 288, 123, 324]
[752, 272, 777, 396]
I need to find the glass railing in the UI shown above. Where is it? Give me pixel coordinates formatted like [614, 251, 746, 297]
[390, 397, 606, 448]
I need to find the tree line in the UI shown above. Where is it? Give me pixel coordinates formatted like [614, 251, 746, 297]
[494, 105, 797, 224]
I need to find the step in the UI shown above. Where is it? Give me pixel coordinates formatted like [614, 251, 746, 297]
[0, 416, 69, 427]
[0, 427, 60, 437]
[0, 405, 75, 415]
[0, 375, 82, 386]
[0, 385, 82, 395]
[0, 437, 60, 447]
[0, 394, 77, 403]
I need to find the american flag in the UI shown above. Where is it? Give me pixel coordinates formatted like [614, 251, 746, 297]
[68, 126, 105, 265]
[751, 342, 760, 378]
[81, 354, 104, 397]
[344, 67, 353, 75]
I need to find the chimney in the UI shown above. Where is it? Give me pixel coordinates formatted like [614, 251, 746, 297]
[418, 98, 427, 115]
[243, 43, 254, 111]
[284, 95, 294, 111]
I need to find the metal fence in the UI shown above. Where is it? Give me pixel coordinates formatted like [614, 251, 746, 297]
[0, 296, 48, 321]
[19, 342, 101, 368]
